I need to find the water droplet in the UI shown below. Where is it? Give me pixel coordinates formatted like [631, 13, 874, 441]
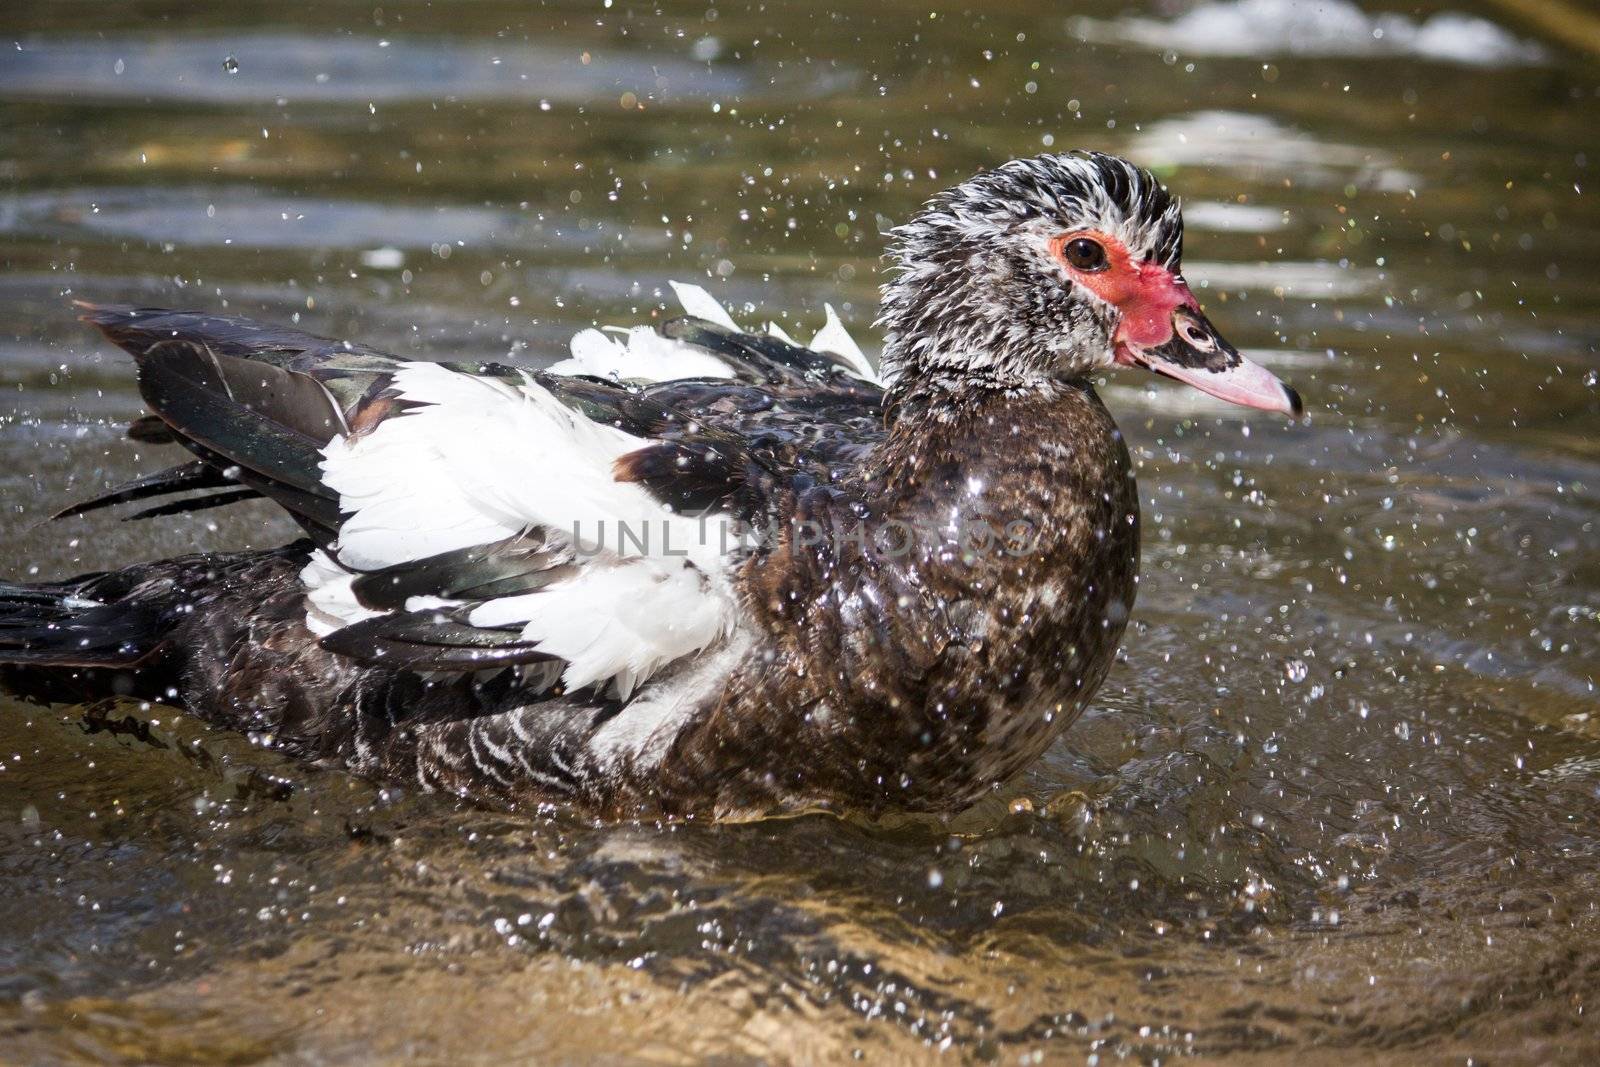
[1283, 658, 1309, 683]
[223, 55, 239, 74]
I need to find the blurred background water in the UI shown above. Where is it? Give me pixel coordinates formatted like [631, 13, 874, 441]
[1, 0, 1597, 1062]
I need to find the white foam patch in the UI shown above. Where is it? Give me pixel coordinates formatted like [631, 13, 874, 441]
[1074, 0, 1545, 66]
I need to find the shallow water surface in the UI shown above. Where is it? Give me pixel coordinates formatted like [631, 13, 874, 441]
[1, 1, 1598, 1062]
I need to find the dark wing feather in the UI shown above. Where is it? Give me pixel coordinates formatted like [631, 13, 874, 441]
[612, 438, 770, 517]
[52, 460, 241, 520]
[605, 318, 887, 522]
[641, 320, 884, 463]
[72, 303, 417, 538]
[131, 338, 343, 496]
[78, 303, 400, 379]
[318, 612, 560, 673]
[347, 536, 575, 612]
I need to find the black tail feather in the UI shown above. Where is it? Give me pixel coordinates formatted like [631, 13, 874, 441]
[52, 460, 246, 520]
[72, 302, 376, 540]
[0, 576, 166, 669]
[0, 547, 313, 707]
[123, 488, 263, 521]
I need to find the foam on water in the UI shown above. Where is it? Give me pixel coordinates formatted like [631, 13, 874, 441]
[1128, 110, 1421, 192]
[1180, 201, 1290, 233]
[1075, 0, 1546, 66]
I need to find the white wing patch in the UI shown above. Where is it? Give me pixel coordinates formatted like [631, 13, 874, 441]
[304, 361, 741, 697]
[302, 547, 383, 637]
[553, 324, 735, 382]
[469, 563, 726, 698]
[305, 281, 875, 698]
[586, 629, 754, 773]
[546, 281, 881, 386]
[667, 279, 739, 330]
[321, 363, 725, 571]
[810, 303, 876, 382]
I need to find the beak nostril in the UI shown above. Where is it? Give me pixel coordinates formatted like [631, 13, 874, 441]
[1178, 321, 1211, 349]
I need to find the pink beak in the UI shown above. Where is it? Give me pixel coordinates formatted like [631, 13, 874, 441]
[1111, 266, 1302, 417]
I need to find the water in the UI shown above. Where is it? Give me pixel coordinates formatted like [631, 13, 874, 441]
[2, 1, 1597, 1061]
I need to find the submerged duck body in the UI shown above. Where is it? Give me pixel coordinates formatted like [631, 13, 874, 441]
[0, 152, 1299, 819]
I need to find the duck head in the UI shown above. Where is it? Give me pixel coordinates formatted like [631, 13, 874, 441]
[878, 151, 1301, 416]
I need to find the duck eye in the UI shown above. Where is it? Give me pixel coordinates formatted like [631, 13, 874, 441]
[1062, 237, 1108, 272]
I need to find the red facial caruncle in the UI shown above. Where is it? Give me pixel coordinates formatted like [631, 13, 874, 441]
[1048, 228, 1302, 416]
[1049, 229, 1195, 352]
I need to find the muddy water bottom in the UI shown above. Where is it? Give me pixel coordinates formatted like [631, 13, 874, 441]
[2, 0, 1599, 1062]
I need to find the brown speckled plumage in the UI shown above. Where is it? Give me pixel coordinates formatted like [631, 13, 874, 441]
[651, 380, 1137, 817]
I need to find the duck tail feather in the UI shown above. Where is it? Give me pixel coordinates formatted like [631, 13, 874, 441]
[52, 460, 240, 521]
[0, 574, 167, 670]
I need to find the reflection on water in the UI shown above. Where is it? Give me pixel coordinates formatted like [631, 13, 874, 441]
[0, 32, 767, 104]
[0, 185, 673, 255]
[1, 0, 1597, 1062]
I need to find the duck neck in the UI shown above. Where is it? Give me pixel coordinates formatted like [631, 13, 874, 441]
[880, 357, 1090, 441]
[882, 357, 1069, 430]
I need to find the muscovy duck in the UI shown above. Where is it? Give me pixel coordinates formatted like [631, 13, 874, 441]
[0, 152, 1300, 819]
